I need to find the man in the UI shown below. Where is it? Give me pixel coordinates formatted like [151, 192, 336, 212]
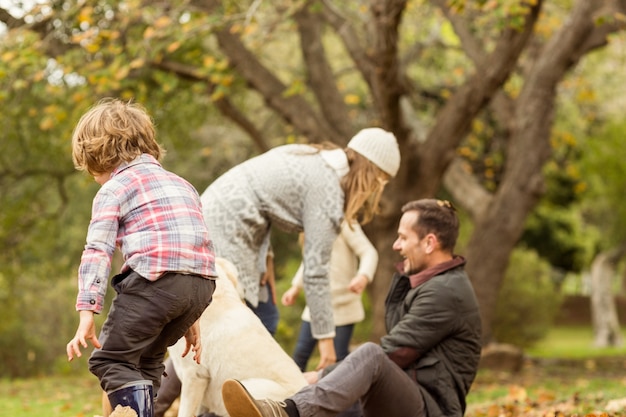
[222, 199, 482, 417]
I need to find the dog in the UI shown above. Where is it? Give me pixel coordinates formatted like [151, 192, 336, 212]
[168, 257, 307, 417]
[101, 257, 307, 417]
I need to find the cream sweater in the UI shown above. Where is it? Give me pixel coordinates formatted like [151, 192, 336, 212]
[292, 221, 378, 326]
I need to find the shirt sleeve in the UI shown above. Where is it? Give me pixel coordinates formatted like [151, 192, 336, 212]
[340, 221, 378, 282]
[300, 211, 340, 339]
[75, 188, 119, 313]
[291, 263, 305, 288]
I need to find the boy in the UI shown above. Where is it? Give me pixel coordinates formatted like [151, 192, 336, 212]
[66, 98, 217, 417]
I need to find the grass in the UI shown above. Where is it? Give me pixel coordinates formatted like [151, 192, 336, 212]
[3, 326, 626, 417]
[0, 372, 103, 417]
[526, 325, 626, 359]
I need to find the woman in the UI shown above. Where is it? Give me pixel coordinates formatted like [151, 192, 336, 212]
[201, 127, 400, 370]
[283, 220, 378, 371]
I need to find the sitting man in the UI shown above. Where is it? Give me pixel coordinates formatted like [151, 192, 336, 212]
[222, 198, 482, 417]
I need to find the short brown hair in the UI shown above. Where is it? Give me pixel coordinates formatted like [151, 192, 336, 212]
[71, 98, 164, 175]
[401, 199, 459, 252]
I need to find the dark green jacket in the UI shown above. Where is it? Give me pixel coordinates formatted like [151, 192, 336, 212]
[381, 257, 482, 417]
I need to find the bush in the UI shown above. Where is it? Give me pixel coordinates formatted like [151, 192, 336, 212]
[492, 248, 563, 348]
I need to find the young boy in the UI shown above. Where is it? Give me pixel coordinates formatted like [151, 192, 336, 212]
[66, 98, 217, 417]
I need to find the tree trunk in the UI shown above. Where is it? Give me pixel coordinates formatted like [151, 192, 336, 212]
[590, 247, 625, 348]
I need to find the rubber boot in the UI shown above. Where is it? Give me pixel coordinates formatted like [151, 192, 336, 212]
[108, 381, 154, 417]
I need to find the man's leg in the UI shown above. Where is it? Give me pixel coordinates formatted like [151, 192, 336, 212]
[291, 342, 426, 417]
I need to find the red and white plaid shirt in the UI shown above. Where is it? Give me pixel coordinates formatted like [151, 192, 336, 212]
[76, 154, 216, 313]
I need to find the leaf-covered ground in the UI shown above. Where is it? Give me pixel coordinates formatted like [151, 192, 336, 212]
[2, 356, 626, 417]
[466, 357, 626, 417]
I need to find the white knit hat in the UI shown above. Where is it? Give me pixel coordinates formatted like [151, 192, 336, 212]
[347, 127, 401, 177]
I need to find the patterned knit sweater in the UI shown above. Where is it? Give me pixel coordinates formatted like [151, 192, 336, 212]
[201, 144, 345, 338]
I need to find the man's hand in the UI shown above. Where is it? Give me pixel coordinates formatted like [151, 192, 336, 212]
[182, 320, 202, 364]
[67, 310, 101, 361]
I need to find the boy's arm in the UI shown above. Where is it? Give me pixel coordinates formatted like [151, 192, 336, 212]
[67, 310, 101, 361]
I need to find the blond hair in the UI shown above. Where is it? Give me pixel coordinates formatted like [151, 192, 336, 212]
[342, 148, 389, 225]
[71, 98, 164, 175]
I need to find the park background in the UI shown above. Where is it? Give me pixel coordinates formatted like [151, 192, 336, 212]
[2, 0, 626, 415]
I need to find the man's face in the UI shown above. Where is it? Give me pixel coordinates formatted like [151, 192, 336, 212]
[392, 210, 428, 275]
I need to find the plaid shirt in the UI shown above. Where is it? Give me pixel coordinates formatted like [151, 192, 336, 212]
[76, 154, 216, 313]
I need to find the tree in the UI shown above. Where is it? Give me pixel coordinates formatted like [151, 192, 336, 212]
[579, 118, 626, 347]
[2, 0, 625, 346]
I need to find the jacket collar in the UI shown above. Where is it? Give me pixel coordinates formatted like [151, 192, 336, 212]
[396, 256, 466, 288]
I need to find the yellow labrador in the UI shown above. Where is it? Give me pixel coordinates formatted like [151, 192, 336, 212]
[168, 257, 307, 417]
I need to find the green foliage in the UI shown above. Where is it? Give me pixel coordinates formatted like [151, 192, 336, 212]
[520, 204, 595, 273]
[492, 248, 563, 348]
[0, 274, 80, 378]
[579, 119, 626, 248]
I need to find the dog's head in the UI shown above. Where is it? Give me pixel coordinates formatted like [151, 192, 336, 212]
[215, 257, 245, 301]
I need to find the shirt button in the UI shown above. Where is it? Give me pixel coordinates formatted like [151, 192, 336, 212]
[96, 279, 101, 283]
[90, 299, 96, 305]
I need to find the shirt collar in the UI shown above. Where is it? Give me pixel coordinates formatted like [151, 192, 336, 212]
[111, 154, 161, 177]
[395, 255, 466, 288]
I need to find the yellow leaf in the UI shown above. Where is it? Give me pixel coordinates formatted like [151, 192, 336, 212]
[85, 42, 100, 53]
[1, 51, 16, 61]
[203, 56, 216, 68]
[33, 70, 45, 82]
[39, 116, 55, 131]
[166, 41, 181, 53]
[115, 66, 130, 80]
[129, 58, 145, 69]
[221, 75, 234, 87]
[154, 16, 171, 29]
[78, 6, 93, 25]
[43, 105, 58, 115]
[344, 94, 361, 105]
[72, 92, 87, 103]
[144, 27, 155, 39]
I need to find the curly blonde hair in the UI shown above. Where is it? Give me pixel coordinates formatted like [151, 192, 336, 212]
[71, 98, 164, 175]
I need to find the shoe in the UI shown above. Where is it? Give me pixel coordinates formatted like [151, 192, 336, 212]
[222, 379, 288, 417]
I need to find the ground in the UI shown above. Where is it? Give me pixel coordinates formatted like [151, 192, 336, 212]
[467, 356, 626, 417]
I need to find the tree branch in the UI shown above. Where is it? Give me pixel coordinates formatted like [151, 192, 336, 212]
[294, 2, 353, 141]
[414, 0, 543, 197]
[319, 0, 375, 90]
[443, 157, 492, 219]
[152, 59, 269, 151]
[214, 26, 343, 144]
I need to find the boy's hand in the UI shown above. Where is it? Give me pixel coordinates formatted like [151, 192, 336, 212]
[182, 320, 202, 364]
[67, 310, 101, 361]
